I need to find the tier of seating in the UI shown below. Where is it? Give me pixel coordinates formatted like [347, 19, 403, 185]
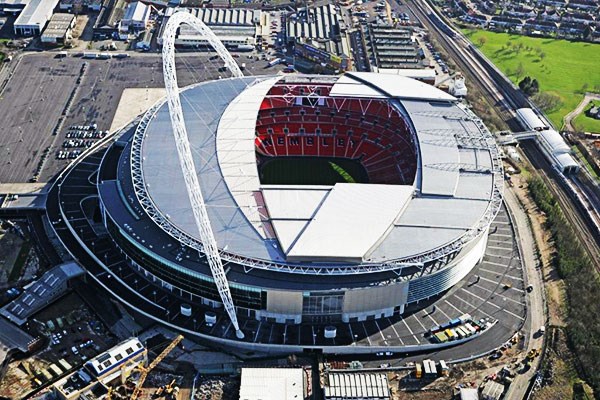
[255, 94, 417, 184]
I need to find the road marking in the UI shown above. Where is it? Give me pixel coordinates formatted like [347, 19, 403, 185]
[435, 305, 452, 321]
[482, 260, 513, 268]
[486, 245, 514, 251]
[387, 318, 404, 345]
[374, 320, 386, 342]
[454, 294, 493, 317]
[424, 310, 439, 327]
[268, 324, 275, 343]
[461, 288, 499, 308]
[444, 299, 464, 315]
[223, 321, 232, 337]
[473, 283, 525, 304]
[401, 318, 420, 344]
[489, 233, 513, 238]
[488, 254, 518, 261]
[362, 323, 373, 345]
[412, 314, 428, 333]
[479, 268, 525, 281]
[254, 322, 262, 342]
[503, 308, 525, 321]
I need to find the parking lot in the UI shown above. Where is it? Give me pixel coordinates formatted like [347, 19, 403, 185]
[0, 51, 282, 183]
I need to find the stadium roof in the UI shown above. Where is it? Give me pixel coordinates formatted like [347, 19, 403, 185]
[135, 73, 499, 265]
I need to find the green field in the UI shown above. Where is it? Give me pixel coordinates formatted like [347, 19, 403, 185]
[573, 100, 600, 133]
[260, 157, 368, 185]
[463, 30, 600, 129]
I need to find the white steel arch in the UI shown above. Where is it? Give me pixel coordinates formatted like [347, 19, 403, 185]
[161, 11, 244, 339]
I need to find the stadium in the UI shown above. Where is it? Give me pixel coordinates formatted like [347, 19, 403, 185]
[44, 13, 506, 352]
[92, 65, 503, 341]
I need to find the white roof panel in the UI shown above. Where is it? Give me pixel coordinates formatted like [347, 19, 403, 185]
[329, 75, 388, 98]
[262, 186, 329, 220]
[286, 184, 414, 262]
[240, 368, 304, 400]
[347, 72, 456, 101]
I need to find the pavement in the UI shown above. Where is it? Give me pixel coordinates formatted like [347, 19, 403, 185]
[503, 187, 546, 400]
[563, 92, 600, 132]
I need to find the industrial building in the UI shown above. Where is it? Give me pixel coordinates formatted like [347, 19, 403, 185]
[13, 0, 60, 36]
[40, 12, 75, 44]
[0, 262, 84, 325]
[239, 368, 307, 400]
[158, 7, 264, 48]
[366, 25, 421, 69]
[324, 372, 390, 399]
[287, 4, 352, 66]
[118, 1, 150, 33]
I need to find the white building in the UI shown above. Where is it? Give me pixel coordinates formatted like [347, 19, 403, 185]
[13, 0, 60, 36]
[119, 1, 150, 33]
[239, 368, 306, 400]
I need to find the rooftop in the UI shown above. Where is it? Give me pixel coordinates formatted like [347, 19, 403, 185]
[115, 73, 501, 270]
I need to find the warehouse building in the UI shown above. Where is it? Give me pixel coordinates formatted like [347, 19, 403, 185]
[13, 0, 60, 35]
[119, 1, 150, 33]
[324, 372, 390, 400]
[158, 7, 264, 48]
[40, 12, 75, 44]
[366, 25, 420, 69]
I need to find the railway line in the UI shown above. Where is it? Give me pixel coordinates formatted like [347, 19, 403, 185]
[404, 0, 600, 270]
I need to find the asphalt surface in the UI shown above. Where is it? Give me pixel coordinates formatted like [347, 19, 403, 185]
[47, 139, 527, 359]
[0, 52, 283, 184]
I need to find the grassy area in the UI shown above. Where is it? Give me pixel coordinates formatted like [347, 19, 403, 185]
[462, 30, 600, 129]
[8, 241, 31, 282]
[259, 157, 368, 185]
[573, 100, 600, 133]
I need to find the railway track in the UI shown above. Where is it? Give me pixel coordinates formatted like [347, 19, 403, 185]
[405, 0, 600, 270]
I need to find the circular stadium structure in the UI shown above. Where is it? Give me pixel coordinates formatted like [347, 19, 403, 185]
[96, 68, 504, 333]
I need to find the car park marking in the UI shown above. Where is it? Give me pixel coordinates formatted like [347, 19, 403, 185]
[486, 245, 515, 251]
[401, 318, 420, 344]
[387, 318, 404, 345]
[374, 320, 386, 342]
[362, 324, 373, 345]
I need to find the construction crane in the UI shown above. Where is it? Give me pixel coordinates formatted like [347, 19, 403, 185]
[130, 335, 184, 400]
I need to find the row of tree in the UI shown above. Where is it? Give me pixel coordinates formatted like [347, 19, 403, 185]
[527, 176, 600, 395]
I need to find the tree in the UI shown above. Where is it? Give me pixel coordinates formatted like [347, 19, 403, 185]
[519, 76, 540, 96]
[532, 92, 563, 112]
[539, 51, 546, 61]
[477, 36, 487, 47]
[515, 62, 526, 79]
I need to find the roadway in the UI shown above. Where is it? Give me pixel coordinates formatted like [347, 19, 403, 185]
[399, 1, 546, 398]
[404, 0, 600, 396]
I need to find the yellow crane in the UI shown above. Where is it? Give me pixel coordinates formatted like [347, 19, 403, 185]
[130, 335, 184, 400]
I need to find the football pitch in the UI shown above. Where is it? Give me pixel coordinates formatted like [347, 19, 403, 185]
[259, 157, 369, 185]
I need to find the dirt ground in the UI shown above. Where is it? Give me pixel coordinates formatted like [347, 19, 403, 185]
[510, 171, 567, 328]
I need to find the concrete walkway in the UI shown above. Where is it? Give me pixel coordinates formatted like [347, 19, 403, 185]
[503, 187, 546, 400]
[564, 92, 600, 132]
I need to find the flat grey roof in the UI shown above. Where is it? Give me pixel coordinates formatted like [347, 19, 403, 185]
[137, 73, 497, 264]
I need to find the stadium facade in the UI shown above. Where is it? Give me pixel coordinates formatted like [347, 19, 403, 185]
[96, 71, 503, 329]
